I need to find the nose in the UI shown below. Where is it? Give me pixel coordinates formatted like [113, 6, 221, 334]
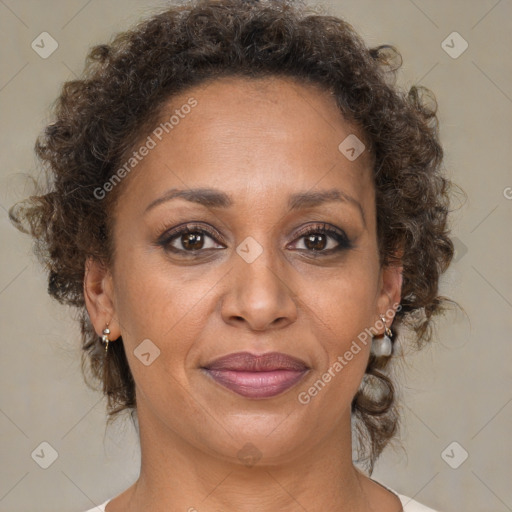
[220, 245, 298, 332]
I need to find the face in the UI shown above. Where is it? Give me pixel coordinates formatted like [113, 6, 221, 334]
[85, 76, 401, 465]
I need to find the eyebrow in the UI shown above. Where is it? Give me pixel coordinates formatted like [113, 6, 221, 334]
[144, 187, 366, 226]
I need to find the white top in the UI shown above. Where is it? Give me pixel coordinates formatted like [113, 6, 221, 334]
[81, 480, 439, 511]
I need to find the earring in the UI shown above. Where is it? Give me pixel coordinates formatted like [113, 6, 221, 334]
[101, 324, 111, 354]
[371, 315, 393, 357]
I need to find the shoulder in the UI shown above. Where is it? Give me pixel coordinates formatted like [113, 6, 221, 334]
[80, 499, 110, 512]
[369, 477, 439, 512]
[396, 493, 440, 511]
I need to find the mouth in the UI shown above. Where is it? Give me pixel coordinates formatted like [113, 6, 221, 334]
[200, 351, 310, 399]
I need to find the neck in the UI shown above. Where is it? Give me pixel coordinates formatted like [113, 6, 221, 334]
[122, 402, 372, 512]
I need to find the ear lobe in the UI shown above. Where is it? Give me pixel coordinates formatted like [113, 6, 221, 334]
[83, 256, 120, 339]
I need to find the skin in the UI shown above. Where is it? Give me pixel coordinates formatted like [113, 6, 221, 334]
[84, 76, 403, 512]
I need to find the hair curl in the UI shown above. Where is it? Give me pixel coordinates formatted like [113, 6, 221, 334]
[10, 0, 458, 473]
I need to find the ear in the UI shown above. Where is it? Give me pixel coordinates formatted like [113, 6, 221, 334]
[375, 249, 403, 329]
[83, 256, 120, 340]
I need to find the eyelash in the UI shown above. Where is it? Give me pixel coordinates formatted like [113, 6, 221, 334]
[156, 222, 353, 257]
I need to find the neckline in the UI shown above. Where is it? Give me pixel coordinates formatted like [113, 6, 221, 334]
[100, 479, 407, 511]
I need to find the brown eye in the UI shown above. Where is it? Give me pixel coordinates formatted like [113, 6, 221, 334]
[157, 223, 225, 254]
[290, 223, 353, 254]
[181, 232, 206, 250]
[304, 233, 328, 251]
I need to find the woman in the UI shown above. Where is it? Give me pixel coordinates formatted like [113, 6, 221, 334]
[10, 0, 455, 510]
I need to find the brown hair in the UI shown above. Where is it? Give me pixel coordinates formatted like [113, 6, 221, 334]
[9, 0, 459, 473]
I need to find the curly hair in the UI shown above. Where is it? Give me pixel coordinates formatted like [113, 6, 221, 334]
[9, 0, 457, 473]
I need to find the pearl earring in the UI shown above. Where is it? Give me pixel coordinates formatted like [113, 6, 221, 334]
[101, 325, 111, 354]
[371, 315, 393, 357]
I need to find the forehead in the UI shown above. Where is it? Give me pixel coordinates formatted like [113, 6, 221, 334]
[118, 75, 375, 215]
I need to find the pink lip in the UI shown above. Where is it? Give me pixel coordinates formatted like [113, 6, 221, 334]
[201, 351, 310, 399]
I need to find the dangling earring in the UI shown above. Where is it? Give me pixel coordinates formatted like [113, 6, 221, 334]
[101, 324, 111, 354]
[371, 315, 393, 357]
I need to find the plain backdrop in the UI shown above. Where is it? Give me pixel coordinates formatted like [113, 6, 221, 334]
[0, 1, 511, 511]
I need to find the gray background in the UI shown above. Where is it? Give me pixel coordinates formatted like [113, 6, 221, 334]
[0, 0, 511, 511]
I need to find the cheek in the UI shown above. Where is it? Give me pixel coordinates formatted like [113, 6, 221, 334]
[298, 252, 378, 392]
[295, 272, 375, 424]
[111, 249, 219, 378]
[113, 243, 212, 331]
[313, 285, 373, 377]
[305, 254, 378, 343]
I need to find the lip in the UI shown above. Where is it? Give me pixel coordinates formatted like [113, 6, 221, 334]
[201, 351, 310, 399]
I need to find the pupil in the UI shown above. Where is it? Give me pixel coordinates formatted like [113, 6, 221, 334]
[305, 233, 326, 251]
[183, 232, 203, 250]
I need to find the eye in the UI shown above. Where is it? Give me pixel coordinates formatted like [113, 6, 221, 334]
[289, 223, 353, 254]
[156, 223, 225, 254]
